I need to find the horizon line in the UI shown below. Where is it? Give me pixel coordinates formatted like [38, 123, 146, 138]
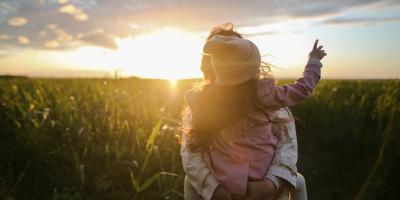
[1, 74, 399, 80]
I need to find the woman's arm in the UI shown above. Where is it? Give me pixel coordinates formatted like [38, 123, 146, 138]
[265, 107, 298, 189]
[180, 110, 221, 200]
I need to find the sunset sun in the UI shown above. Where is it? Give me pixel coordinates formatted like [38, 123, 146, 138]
[113, 28, 204, 80]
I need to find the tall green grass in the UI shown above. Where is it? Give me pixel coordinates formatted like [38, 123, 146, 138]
[0, 78, 399, 200]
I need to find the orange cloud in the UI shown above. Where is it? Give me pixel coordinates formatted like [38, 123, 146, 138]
[58, 0, 69, 4]
[44, 40, 60, 48]
[0, 34, 12, 40]
[59, 4, 89, 21]
[18, 36, 30, 44]
[7, 17, 28, 26]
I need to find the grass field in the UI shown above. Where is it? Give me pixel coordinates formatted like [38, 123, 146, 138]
[0, 78, 399, 200]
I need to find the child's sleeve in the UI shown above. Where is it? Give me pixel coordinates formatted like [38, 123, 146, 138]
[180, 93, 220, 200]
[265, 107, 298, 189]
[257, 58, 322, 109]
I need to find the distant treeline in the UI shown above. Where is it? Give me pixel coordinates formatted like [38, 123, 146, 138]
[0, 75, 29, 79]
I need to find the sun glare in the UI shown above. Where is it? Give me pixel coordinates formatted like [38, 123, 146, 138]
[113, 28, 204, 79]
[55, 28, 204, 79]
[168, 79, 178, 88]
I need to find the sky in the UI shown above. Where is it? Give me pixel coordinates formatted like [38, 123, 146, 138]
[0, 0, 399, 79]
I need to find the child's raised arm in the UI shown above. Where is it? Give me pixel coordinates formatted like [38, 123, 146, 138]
[257, 40, 327, 109]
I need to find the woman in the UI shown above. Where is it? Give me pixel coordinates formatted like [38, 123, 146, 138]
[181, 23, 323, 200]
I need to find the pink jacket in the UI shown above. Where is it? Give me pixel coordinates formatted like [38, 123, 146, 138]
[181, 107, 298, 200]
[184, 58, 322, 196]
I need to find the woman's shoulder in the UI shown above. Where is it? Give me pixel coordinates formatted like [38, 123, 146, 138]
[184, 82, 215, 101]
[184, 84, 207, 106]
[184, 88, 198, 106]
[184, 88, 196, 100]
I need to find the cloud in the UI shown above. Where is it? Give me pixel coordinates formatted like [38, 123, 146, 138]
[0, 34, 12, 40]
[0, 0, 399, 51]
[79, 34, 117, 49]
[286, 2, 343, 18]
[59, 4, 89, 21]
[37, 24, 75, 48]
[7, 17, 28, 26]
[322, 16, 400, 26]
[243, 31, 279, 37]
[58, 0, 69, 4]
[59, 4, 80, 15]
[74, 28, 117, 49]
[17, 36, 29, 44]
[44, 40, 60, 48]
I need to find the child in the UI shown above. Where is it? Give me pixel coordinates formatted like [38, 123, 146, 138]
[181, 25, 326, 199]
[182, 107, 305, 200]
[182, 26, 302, 200]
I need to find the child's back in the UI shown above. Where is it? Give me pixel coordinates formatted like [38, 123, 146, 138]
[186, 76, 318, 196]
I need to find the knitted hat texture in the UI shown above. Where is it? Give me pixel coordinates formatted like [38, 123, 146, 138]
[203, 35, 261, 86]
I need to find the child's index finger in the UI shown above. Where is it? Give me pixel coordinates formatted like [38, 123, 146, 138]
[313, 39, 319, 50]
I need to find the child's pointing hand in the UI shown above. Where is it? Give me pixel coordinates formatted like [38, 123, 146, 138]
[309, 39, 327, 61]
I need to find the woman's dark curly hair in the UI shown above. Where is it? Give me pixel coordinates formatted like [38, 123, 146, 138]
[185, 23, 269, 151]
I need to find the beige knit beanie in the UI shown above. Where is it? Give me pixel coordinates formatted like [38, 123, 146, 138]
[203, 35, 261, 86]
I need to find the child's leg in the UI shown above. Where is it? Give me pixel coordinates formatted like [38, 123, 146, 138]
[292, 173, 307, 200]
[184, 175, 201, 200]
